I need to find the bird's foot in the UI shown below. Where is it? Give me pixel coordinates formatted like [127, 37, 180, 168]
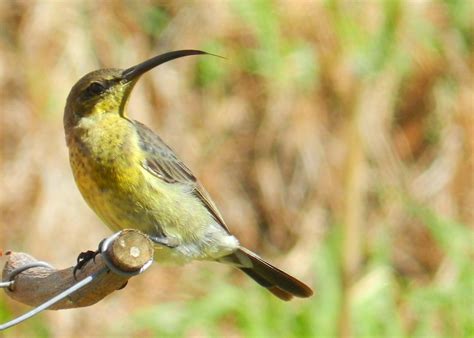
[73, 238, 105, 279]
[149, 235, 178, 248]
[73, 250, 99, 279]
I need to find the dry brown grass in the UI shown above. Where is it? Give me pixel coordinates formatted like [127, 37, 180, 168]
[0, 1, 472, 337]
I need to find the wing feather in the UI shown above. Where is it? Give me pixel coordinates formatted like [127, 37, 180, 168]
[133, 120, 230, 233]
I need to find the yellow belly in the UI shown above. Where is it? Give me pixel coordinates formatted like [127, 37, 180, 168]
[67, 115, 149, 232]
[66, 115, 238, 264]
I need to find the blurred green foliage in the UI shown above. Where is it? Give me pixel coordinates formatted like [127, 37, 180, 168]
[114, 205, 472, 337]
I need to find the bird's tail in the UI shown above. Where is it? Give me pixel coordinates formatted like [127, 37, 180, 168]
[218, 247, 313, 301]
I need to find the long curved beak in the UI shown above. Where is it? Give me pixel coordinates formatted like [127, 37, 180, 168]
[122, 50, 213, 82]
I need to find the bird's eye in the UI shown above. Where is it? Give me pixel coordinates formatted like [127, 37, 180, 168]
[86, 82, 106, 96]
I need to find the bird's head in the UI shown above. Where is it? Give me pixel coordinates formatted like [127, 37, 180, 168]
[64, 50, 212, 131]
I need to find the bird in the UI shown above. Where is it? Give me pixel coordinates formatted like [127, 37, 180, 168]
[63, 49, 313, 301]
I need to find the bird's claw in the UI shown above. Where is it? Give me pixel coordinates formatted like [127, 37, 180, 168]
[149, 235, 178, 248]
[73, 238, 108, 279]
[73, 249, 100, 279]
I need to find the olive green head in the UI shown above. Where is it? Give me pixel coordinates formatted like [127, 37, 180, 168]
[64, 68, 131, 131]
[64, 50, 212, 133]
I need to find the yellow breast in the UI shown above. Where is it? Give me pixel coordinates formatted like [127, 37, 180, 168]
[67, 113, 147, 231]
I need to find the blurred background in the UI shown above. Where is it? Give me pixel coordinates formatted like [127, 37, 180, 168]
[0, 0, 472, 337]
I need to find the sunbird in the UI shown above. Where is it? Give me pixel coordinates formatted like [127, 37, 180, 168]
[63, 50, 313, 300]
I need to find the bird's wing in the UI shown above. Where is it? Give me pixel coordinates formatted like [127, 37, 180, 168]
[132, 120, 230, 233]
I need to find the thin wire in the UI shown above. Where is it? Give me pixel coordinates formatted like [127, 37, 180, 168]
[0, 267, 108, 331]
[100, 231, 153, 277]
[0, 230, 153, 330]
[4, 261, 54, 291]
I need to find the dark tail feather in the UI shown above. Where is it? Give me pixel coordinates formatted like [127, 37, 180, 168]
[219, 247, 313, 301]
